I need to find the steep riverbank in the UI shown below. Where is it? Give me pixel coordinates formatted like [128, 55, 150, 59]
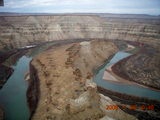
[0, 50, 17, 89]
[27, 62, 40, 119]
[111, 46, 160, 90]
[27, 40, 138, 120]
[0, 65, 13, 89]
[0, 48, 33, 89]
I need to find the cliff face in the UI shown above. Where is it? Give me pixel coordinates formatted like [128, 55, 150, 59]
[27, 62, 40, 119]
[0, 15, 159, 50]
[28, 40, 132, 120]
[0, 64, 13, 88]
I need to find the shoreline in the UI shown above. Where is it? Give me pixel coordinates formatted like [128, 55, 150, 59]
[27, 62, 40, 120]
[0, 64, 13, 89]
[103, 64, 160, 92]
[111, 48, 160, 90]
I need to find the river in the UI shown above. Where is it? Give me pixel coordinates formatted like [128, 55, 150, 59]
[0, 56, 31, 120]
[94, 51, 160, 101]
[0, 42, 56, 120]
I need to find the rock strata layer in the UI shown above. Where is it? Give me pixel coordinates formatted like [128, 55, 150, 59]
[0, 15, 159, 50]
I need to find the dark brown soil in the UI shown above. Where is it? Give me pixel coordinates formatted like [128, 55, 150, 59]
[0, 64, 13, 88]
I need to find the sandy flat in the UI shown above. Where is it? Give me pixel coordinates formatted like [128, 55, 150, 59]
[103, 64, 160, 92]
[103, 70, 118, 82]
[103, 65, 136, 85]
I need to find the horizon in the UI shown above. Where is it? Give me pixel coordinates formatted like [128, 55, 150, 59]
[0, 12, 159, 17]
[0, 0, 160, 16]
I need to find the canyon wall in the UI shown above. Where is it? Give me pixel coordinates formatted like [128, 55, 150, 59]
[0, 14, 159, 50]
